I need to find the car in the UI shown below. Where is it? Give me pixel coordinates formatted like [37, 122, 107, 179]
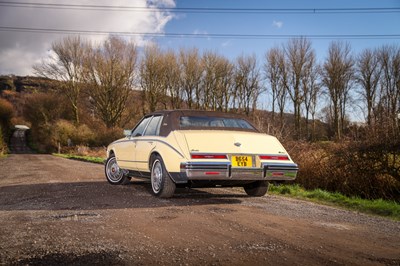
[105, 110, 298, 198]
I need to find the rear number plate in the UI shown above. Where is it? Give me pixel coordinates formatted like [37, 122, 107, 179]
[232, 155, 253, 167]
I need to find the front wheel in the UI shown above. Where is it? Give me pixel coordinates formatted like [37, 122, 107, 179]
[243, 181, 269, 197]
[105, 155, 131, 185]
[151, 155, 176, 198]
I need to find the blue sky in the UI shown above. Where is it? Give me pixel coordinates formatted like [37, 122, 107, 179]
[158, 0, 399, 64]
[0, 0, 398, 75]
[0, 0, 398, 121]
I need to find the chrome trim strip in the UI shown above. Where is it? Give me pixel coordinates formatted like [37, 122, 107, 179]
[112, 138, 185, 158]
[181, 162, 298, 181]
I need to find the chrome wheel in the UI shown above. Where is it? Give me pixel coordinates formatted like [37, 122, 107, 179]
[150, 155, 176, 198]
[151, 159, 163, 194]
[106, 156, 123, 183]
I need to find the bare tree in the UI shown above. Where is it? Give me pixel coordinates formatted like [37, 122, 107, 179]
[356, 48, 381, 127]
[308, 69, 322, 141]
[282, 38, 315, 139]
[179, 48, 202, 109]
[162, 50, 183, 109]
[233, 54, 261, 116]
[264, 46, 288, 129]
[139, 44, 166, 113]
[377, 45, 400, 136]
[200, 51, 234, 111]
[322, 41, 355, 140]
[84, 36, 137, 128]
[302, 58, 320, 140]
[200, 51, 218, 109]
[216, 57, 234, 112]
[34, 36, 86, 125]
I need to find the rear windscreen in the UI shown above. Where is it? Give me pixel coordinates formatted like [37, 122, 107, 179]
[180, 116, 256, 130]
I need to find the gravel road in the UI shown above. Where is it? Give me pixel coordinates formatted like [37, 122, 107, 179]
[0, 154, 399, 265]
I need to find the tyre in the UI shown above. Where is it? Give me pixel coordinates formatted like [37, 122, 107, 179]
[243, 181, 269, 197]
[105, 155, 131, 185]
[150, 155, 176, 198]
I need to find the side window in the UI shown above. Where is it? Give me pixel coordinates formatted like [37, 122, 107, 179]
[131, 116, 152, 137]
[144, 115, 163, 136]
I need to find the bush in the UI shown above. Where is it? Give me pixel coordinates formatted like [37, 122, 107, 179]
[74, 124, 95, 145]
[0, 124, 7, 155]
[86, 122, 124, 146]
[53, 120, 96, 148]
[53, 120, 76, 146]
[289, 140, 400, 201]
[24, 93, 66, 126]
[0, 98, 14, 142]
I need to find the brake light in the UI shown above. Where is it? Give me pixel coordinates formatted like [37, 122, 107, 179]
[259, 155, 289, 160]
[191, 154, 227, 159]
[205, 172, 220, 175]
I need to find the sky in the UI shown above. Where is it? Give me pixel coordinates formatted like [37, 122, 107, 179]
[0, 0, 399, 121]
[0, 0, 398, 76]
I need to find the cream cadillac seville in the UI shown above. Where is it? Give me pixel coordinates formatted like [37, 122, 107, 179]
[105, 110, 298, 198]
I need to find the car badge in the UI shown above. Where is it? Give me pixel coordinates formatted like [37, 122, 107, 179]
[234, 142, 241, 147]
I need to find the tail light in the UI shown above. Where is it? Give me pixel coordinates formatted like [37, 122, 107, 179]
[191, 154, 227, 159]
[259, 155, 289, 161]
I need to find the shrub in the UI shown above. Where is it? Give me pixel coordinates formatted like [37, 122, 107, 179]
[24, 93, 65, 126]
[74, 124, 95, 145]
[53, 120, 96, 148]
[53, 120, 76, 146]
[0, 98, 14, 142]
[86, 122, 123, 147]
[289, 140, 400, 201]
[0, 124, 7, 155]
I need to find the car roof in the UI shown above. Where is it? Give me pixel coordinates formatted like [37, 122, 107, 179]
[145, 110, 259, 136]
[148, 109, 249, 117]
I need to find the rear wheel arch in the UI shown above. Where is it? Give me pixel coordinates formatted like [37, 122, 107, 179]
[108, 149, 116, 159]
[149, 152, 161, 170]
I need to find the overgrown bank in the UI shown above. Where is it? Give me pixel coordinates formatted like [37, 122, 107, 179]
[287, 140, 400, 201]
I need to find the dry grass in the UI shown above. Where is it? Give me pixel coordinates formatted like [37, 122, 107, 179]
[287, 140, 400, 201]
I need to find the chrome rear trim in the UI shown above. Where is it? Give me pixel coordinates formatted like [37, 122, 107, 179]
[181, 162, 298, 181]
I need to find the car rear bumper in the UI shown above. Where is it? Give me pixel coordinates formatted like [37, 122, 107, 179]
[172, 162, 298, 182]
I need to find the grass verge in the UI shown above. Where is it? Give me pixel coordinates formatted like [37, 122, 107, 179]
[269, 184, 400, 221]
[53, 153, 104, 164]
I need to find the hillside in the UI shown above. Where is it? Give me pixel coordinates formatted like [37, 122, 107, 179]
[0, 75, 59, 93]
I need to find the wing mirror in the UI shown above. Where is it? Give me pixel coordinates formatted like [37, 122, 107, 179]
[123, 130, 131, 137]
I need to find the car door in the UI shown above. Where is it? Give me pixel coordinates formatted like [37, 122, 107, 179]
[135, 115, 163, 172]
[117, 116, 152, 170]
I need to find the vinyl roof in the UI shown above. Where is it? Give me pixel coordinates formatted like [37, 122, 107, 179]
[144, 110, 258, 136]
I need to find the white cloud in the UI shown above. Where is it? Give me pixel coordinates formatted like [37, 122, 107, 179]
[0, 0, 176, 75]
[272, 20, 283, 29]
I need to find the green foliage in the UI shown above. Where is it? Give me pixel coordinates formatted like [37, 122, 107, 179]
[53, 153, 104, 164]
[270, 184, 400, 220]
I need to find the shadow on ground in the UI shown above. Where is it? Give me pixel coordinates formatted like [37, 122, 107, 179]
[0, 180, 245, 211]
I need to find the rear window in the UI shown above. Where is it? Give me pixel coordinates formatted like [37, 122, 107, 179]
[179, 116, 256, 130]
